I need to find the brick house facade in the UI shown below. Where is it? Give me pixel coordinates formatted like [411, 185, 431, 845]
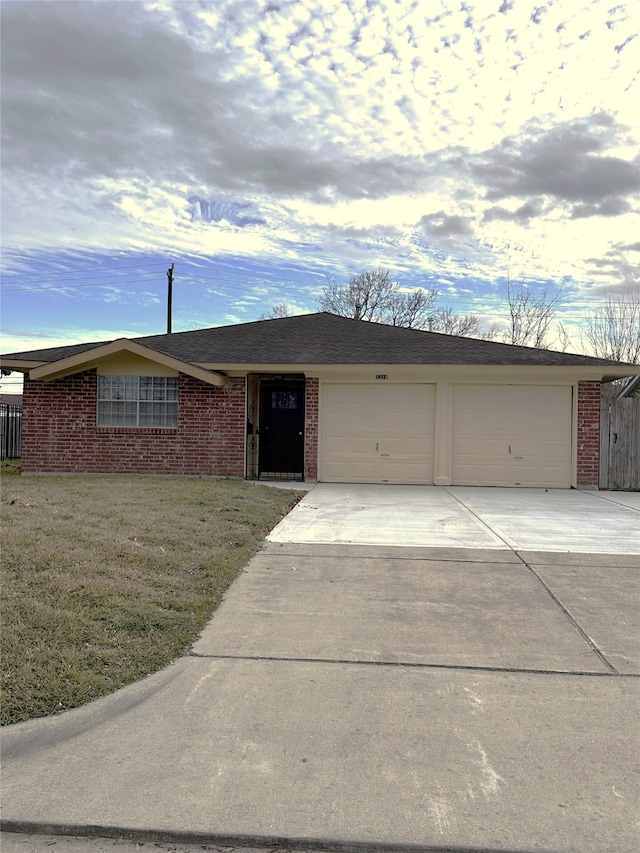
[21, 370, 602, 486]
[3, 313, 634, 488]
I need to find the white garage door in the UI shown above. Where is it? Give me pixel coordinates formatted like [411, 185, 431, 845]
[452, 385, 572, 487]
[321, 384, 435, 484]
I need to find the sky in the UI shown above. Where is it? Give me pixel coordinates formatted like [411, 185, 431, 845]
[1, 0, 639, 394]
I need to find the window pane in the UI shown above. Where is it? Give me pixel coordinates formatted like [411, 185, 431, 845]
[97, 401, 110, 424]
[166, 402, 178, 426]
[153, 379, 166, 401]
[272, 391, 297, 409]
[139, 402, 153, 426]
[111, 376, 125, 401]
[98, 376, 178, 427]
[125, 377, 138, 400]
[139, 377, 153, 401]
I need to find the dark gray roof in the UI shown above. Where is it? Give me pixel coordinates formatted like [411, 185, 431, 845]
[0, 312, 634, 368]
[0, 339, 113, 363]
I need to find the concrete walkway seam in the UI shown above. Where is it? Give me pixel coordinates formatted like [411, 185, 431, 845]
[581, 490, 640, 512]
[514, 553, 620, 675]
[442, 489, 518, 550]
[188, 651, 638, 678]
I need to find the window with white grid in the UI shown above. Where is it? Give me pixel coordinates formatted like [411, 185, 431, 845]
[97, 376, 178, 427]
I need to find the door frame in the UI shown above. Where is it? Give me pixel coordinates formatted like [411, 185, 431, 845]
[245, 374, 306, 481]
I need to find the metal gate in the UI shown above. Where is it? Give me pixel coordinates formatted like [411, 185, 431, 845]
[0, 403, 22, 460]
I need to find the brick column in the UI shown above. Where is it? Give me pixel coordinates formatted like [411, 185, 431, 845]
[304, 377, 319, 480]
[577, 380, 601, 488]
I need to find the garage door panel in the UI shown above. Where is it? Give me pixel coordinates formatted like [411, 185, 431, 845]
[350, 461, 379, 479]
[540, 439, 570, 455]
[463, 462, 511, 485]
[380, 437, 404, 455]
[511, 465, 540, 486]
[402, 437, 434, 455]
[378, 462, 433, 484]
[510, 439, 536, 457]
[323, 459, 378, 481]
[480, 462, 511, 480]
[324, 412, 350, 430]
[326, 386, 352, 407]
[454, 438, 480, 456]
[480, 439, 509, 456]
[329, 437, 349, 454]
[351, 437, 374, 454]
[540, 468, 568, 487]
[453, 385, 572, 488]
[321, 384, 435, 484]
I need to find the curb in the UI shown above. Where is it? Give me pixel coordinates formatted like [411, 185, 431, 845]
[0, 820, 560, 853]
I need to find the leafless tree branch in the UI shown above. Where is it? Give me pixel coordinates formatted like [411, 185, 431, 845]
[503, 277, 563, 348]
[582, 291, 640, 364]
[318, 268, 438, 328]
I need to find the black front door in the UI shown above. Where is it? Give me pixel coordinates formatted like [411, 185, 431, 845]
[258, 380, 305, 478]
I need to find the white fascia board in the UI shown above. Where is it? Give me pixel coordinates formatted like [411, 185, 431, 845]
[194, 362, 639, 382]
[0, 359, 48, 372]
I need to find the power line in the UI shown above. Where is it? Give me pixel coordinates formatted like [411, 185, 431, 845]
[1, 278, 172, 293]
[0, 261, 168, 280]
[0, 265, 327, 291]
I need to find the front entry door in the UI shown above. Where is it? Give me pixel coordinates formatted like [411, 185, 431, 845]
[258, 380, 305, 479]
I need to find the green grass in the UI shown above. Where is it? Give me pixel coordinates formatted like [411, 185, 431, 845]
[0, 471, 302, 725]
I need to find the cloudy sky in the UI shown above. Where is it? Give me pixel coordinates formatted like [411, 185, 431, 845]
[1, 0, 639, 391]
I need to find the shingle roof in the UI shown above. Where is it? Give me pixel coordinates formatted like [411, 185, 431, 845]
[0, 312, 635, 368]
[0, 339, 113, 363]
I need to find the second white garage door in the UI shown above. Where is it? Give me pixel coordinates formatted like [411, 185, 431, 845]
[452, 385, 573, 488]
[321, 384, 435, 484]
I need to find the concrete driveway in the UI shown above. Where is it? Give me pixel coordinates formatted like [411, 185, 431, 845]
[268, 483, 640, 553]
[2, 484, 639, 853]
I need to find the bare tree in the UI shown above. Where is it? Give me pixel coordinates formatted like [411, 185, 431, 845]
[382, 288, 438, 328]
[318, 268, 438, 329]
[430, 308, 486, 337]
[503, 277, 563, 348]
[319, 269, 397, 321]
[260, 302, 294, 320]
[582, 291, 640, 364]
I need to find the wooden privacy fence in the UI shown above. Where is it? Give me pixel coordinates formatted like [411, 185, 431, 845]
[0, 402, 22, 460]
[600, 396, 640, 490]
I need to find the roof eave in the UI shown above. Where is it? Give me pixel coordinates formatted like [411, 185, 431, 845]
[194, 362, 639, 381]
[28, 340, 229, 387]
[0, 359, 49, 373]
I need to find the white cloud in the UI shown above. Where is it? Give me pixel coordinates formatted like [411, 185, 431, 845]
[1, 0, 638, 343]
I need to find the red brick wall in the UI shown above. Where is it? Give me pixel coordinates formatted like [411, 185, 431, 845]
[577, 380, 601, 488]
[304, 377, 319, 480]
[22, 370, 246, 477]
[21, 370, 601, 487]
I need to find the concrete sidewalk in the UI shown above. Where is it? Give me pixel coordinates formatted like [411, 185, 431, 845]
[2, 536, 639, 853]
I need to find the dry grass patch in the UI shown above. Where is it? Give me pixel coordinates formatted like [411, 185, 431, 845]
[0, 473, 302, 725]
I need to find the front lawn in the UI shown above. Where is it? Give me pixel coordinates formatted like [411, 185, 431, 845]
[0, 472, 302, 725]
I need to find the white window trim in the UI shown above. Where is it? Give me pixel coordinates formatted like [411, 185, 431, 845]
[97, 375, 179, 428]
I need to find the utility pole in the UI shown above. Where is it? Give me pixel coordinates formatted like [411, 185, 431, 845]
[166, 263, 174, 334]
